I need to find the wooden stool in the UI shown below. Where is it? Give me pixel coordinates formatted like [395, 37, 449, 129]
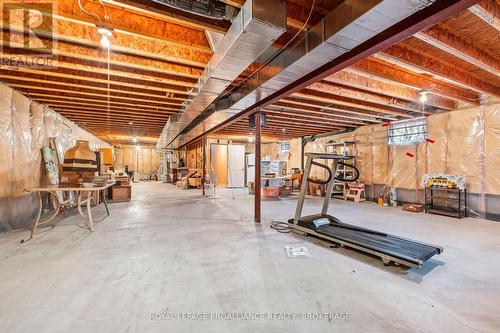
[344, 184, 366, 202]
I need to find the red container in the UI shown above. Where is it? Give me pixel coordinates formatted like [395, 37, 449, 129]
[262, 187, 280, 198]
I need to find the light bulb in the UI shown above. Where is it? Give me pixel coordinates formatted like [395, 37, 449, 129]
[132, 136, 138, 143]
[100, 35, 110, 48]
[248, 136, 254, 143]
[419, 92, 428, 103]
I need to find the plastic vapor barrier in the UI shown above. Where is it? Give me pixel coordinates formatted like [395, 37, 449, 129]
[302, 102, 500, 220]
[0, 83, 111, 232]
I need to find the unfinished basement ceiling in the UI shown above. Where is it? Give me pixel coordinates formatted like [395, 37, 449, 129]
[1, 0, 499, 146]
[0, 0, 341, 146]
[213, 0, 500, 140]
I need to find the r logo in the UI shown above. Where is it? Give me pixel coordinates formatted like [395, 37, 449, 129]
[1, 0, 56, 54]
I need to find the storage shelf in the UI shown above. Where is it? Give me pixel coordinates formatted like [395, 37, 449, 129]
[424, 187, 467, 219]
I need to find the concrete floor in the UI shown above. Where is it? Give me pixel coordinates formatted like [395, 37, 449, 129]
[1, 182, 500, 333]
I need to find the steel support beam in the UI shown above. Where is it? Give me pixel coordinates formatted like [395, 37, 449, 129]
[182, 0, 482, 145]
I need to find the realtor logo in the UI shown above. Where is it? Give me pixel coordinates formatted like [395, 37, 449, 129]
[1, 0, 57, 67]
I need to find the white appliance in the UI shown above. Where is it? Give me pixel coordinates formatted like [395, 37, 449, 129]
[227, 145, 245, 188]
[246, 153, 255, 184]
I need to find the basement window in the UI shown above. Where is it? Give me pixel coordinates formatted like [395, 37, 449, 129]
[280, 141, 290, 153]
[388, 119, 427, 145]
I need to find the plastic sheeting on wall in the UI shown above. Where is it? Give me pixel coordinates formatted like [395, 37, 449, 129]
[295, 102, 500, 219]
[0, 83, 111, 231]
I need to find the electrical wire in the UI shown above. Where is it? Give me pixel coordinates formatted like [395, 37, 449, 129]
[270, 220, 291, 233]
[78, 0, 103, 24]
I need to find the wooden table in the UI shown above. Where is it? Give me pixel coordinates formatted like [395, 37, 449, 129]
[25, 181, 115, 239]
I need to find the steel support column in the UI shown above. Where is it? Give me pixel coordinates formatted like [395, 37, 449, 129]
[254, 110, 262, 223]
[202, 136, 206, 196]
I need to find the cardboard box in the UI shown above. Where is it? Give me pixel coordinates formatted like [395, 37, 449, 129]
[403, 203, 424, 212]
[110, 185, 131, 201]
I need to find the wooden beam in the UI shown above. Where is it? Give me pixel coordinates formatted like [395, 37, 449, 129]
[264, 110, 361, 127]
[2, 15, 210, 68]
[380, 44, 500, 96]
[7, 83, 184, 107]
[58, 115, 166, 127]
[0, 66, 192, 97]
[292, 90, 414, 118]
[0, 37, 203, 79]
[265, 116, 346, 131]
[0, 74, 188, 101]
[469, 0, 500, 31]
[265, 105, 372, 124]
[26, 93, 181, 111]
[34, 99, 176, 114]
[308, 81, 431, 114]
[0, 58, 196, 89]
[324, 70, 457, 110]
[415, 25, 500, 77]
[51, 107, 169, 120]
[10, 0, 211, 51]
[351, 58, 480, 104]
[280, 97, 398, 121]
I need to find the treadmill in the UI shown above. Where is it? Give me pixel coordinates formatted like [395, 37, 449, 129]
[288, 153, 443, 268]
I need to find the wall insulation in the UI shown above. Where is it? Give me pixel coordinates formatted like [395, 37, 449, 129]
[114, 147, 160, 174]
[0, 84, 110, 232]
[302, 103, 500, 220]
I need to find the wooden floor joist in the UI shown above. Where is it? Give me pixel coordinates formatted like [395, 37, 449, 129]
[324, 70, 457, 110]
[351, 58, 481, 105]
[415, 25, 500, 77]
[379, 44, 500, 96]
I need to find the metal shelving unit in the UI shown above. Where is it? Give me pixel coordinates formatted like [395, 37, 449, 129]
[424, 187, 467, 219]
[325, 141, 356, 198]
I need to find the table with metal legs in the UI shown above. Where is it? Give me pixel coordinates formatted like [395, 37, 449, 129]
[25, 182, 115, 239]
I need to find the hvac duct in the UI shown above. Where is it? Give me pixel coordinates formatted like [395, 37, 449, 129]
[156, 0, 287, 148]
[165, 0, 437, 148]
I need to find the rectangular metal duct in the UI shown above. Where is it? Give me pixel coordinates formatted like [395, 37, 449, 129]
[156, 0, 287, 148]
[166, 0, 437, 148]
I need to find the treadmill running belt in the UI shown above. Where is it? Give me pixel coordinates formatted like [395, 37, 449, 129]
[317, 224, 440, 263]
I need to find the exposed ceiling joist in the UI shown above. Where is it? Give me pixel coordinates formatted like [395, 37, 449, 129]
[0, 39, 203, 79]
[12, 0, 212, 52]
[468, 0, 500, 31]
[7, 83, 183, 107]
[324, 70, 457, 110]
[293, 90, 414, 118]
[308, 81, 431, 114]
[280, 97, 398, 121]
[380, 44, 500, 96]
[2, 18, 210, 68]
[352, 58, 481, 105]
[415, 25, 500, 77]
[263, 109, 367, 126]
[268, 103, 382, 123]
[26, 93, 181, 110]
[34, 99, 177, 114]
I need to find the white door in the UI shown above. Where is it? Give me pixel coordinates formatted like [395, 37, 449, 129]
[227, 145, 245, 188]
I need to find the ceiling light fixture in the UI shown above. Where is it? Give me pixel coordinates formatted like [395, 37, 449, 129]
[418, 90, 429, 103]
[132, 136, 138, 143]
[97, 26, 113, 48]
[248, 136, 254, 143]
